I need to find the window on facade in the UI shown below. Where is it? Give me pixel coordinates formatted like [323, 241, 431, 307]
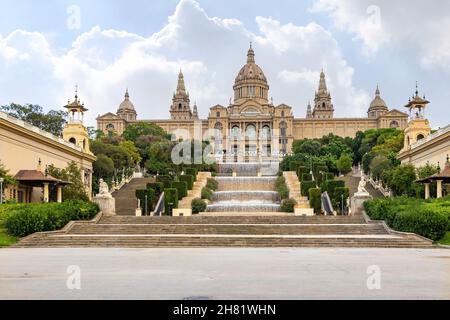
[417, 134, 425, 141]
[390, 121, 399, 129]
[261, 125, 271, 139]
[69, 138, 76, 145]
[280, 122, 287, 137]
[231, 126, 240, 138]
[179, 103, 182, 110]
[246, 124, 256, 139]
[281, 111, 285, 117]
[216, 112, 220, 118]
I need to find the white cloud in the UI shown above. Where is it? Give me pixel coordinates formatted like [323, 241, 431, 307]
[312, 0, 450, 70]
[0, 0, 371, 125]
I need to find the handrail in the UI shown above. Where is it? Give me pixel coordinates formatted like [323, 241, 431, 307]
[151, 192, 165, 217]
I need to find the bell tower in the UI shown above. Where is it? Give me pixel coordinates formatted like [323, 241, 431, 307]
[401, 83, 431, 151]
[62, 86, 93, 155]
[313, 70, 334, 119]
[170, 70, 193, 120]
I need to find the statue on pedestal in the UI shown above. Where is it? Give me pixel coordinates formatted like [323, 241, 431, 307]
[358, 175, 368, 194]
[97, 179, 112, 199]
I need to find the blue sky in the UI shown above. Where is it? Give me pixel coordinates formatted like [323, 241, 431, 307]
[0, 0, 449, 128]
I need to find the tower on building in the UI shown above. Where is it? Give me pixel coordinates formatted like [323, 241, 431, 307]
[63, 86, 93, 155]
[313, 70, 334, 119]
[306, 101, 313, 119]
[368, 85, 389, 118]
[401, 83, 431, 151]
[117, 89, 137, 122]
[170, 70, 193, 120]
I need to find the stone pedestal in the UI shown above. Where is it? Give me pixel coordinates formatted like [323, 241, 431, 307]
[173, 209, 192, 217]
[294, 208, 315, 216]
[93, 196, 116, 216]
[350, 192, 373, 216]
[135, 208, 142, 217]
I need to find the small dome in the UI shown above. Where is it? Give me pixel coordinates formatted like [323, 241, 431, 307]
[234, 45, 268, 85]
[118, 89, 136, 111]
[369, 86, 388, 110]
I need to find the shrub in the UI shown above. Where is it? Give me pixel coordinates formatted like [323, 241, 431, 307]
[206, 178, 219, 191]
[281, 199, 297, 213]
[179, 175, 194, 190]
[316, 166, 329, 187]
[364, 197, 449, 241]
[4, 201, 99, 237]
[325, 173, 335, 181]
[332, 187, 350, 214]
[302, 173, 313, 182]
[289, 161, 303, 172]
[322, 180, 345, 197]
[185, 168, 198, 181]
[164, 188, 179, 216]
[191, 198, 207, 214]
[156, 175, 172, 188]
[309, 188, 322, 214]
[393, 208, 447, 241]
[135, 189, 157, 214]
[171, 181, 188, 200]
[147, 182, 164, 196]
[301, 181, 316, 197]
[297, 166, 308, 181]
[276, 176, 290, 200]
[201, 187, 214, 201]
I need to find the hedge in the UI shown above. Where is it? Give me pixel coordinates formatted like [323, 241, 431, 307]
[4, 201, 99, 237]
[297, 166, 308, 181]
[136, 189, 157, 214]
[185, 168, 198, 181]
[325, 173, 335, 182]
[201, 187, 214, 201]
[322, 180, 345, 197]
[171, 181, 188, 200]
[332, 187, 350, 214]
[164, 188, 179, 216]
[147, 182, 164, 196]
[301, 181, 316, 197]
[156, 175, 173, 188]
[316, 166, 329, 187]
[309, 188, 322, 214]
[289, 161, 303, 172]
[364, 197, 449, 241]
[192, 198, 207, 214]
[302, 173, 313, 182]
[206, 178, 219, 191]
[276, 176, 290, 200]
[179, 175, 194, 190]
[281, 199, 297, 213]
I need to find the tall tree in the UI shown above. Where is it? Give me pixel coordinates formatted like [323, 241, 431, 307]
[0, 103, 67, 136]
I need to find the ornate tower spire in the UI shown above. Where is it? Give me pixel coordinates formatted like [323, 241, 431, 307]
[318, 70, 328, 94]
[247, 42, 255, 64]
[177, 69, 186, 95]
[306, 101, 313, 119]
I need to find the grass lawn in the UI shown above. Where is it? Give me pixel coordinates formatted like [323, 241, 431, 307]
[0, 227, 17, 247]
[437, 232, 450, 246]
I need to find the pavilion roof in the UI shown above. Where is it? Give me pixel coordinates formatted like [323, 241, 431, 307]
[14, 170, 71, 186]
[416, 160, 450, 183]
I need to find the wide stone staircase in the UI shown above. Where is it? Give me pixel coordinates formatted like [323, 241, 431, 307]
[112, 178, 153, 216]
[178, 172, 211, 210]
[16, 215, 433, 248]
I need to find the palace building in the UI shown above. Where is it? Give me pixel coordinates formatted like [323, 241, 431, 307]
[97, 45, 409, 158]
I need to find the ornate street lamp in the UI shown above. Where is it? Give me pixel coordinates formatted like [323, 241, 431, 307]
[0, 177, 4, 204]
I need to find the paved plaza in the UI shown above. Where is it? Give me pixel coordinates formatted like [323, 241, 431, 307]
[0, 248, 448, 300]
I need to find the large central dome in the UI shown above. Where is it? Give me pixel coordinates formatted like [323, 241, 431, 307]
[233, 44, 269, 104]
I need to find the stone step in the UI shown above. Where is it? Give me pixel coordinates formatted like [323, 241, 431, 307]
[17, 234, 432, 248]
[68, 223, 389, 235]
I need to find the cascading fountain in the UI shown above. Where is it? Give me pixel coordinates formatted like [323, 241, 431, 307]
[206, 162, 282, 213]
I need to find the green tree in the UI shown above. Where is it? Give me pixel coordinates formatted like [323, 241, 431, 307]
[47, 162, 89, 201]
[0, 103, 67, 136]
[387, 164, 417, 197]
[370, 155, 393, 181]
[93, 154, 115, 179]
[336, 153, 353, 174]
[293, 139, 322, 156]
[123, 123, 167, 143]
[0, 160, 15, 186]
[119, 140, 142, 164]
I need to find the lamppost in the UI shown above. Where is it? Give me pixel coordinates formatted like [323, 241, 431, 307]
[0, 177, 3, 205]
[168, 202, 174, 216]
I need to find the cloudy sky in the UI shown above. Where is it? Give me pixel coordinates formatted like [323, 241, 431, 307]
[0, 0, 449, 128]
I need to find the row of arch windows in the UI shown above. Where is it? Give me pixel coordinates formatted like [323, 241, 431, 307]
[236, 86, 266, 99]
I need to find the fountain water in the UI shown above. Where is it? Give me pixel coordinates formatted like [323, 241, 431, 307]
[206, 162, 281, 213]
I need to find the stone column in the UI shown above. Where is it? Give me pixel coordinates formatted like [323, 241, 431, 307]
[424, 183, 430, 200]
[57, 185, 63, 203]
[437, 180, 443, 198]
[43, 183, 50, 203]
